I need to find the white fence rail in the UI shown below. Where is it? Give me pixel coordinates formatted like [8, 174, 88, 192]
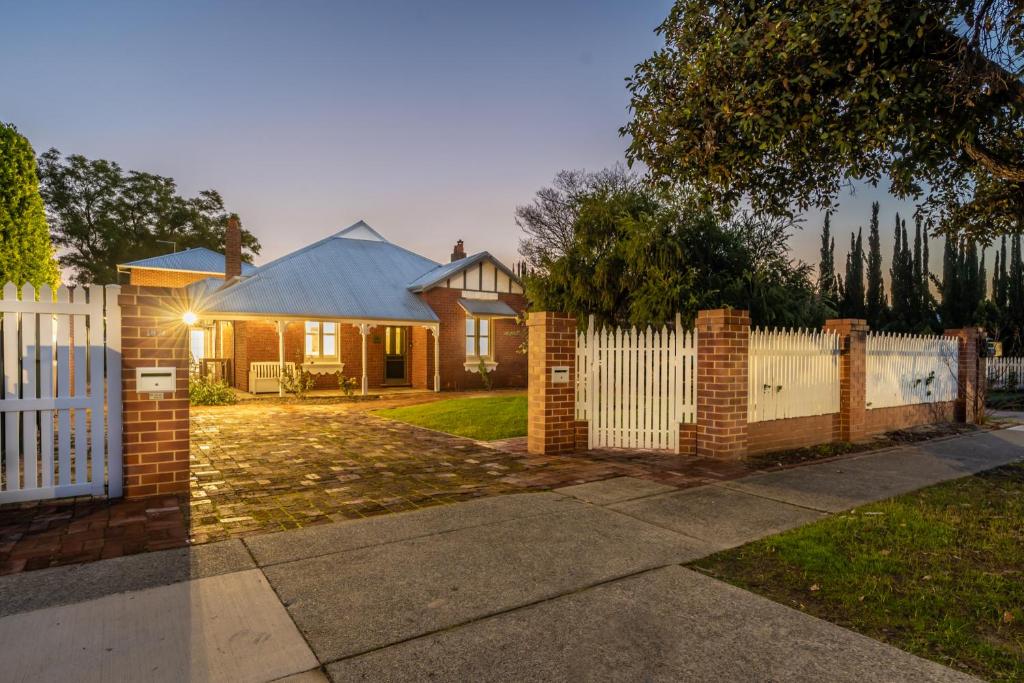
[576, 316, 696, 452]
[1, 283, 122, 504]
[748, 328, 840, 422]
[865, 332, 959, 409]
[988, 357, 1024, 391]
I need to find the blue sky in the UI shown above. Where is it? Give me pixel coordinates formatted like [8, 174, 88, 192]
[2, 1, 947, 277]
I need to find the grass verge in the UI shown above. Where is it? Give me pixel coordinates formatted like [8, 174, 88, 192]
[690, 461, 1024, 681]
[374, 394, 527, 441]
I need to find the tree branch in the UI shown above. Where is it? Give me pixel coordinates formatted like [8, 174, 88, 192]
[962, 139, 1024, 182]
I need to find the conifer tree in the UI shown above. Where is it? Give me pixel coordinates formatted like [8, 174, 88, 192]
[865, 202, 886, 328]
[0, 122, 60, 289]
[841, 229, 865, 318]
[817, 213, 837, 303]
[940, 237, 959, 327]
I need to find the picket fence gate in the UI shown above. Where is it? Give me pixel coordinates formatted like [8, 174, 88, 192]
[748, 328, 841, 422]
[576, 315, 696, 452]
[865, 332, 959, 409]
[988, 357, 1024, 391]
[0, 283, 122, 504]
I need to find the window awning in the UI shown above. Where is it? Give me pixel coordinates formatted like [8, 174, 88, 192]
[457, 298, 518, 318]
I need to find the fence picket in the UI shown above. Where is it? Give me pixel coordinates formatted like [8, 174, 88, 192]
[21, 284, 38, 490]
[988, 357, 1024, 391]
[38, 285, 54, 489]
[4, 283, 20, 492]
[56, 286, 72, 488]
[865, 332, 959, 408]
[748, 327, 840, 422]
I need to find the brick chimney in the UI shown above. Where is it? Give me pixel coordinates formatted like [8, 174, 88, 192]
[450, 239, 466, 262]
[225, 215, 242, 279]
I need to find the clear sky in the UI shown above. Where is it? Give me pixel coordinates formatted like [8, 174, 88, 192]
[1, 0, 964, 279]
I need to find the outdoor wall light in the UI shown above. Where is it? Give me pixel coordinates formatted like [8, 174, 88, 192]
[182, 311, 198, 326]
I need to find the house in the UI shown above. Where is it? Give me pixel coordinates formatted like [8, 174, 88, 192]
[119, 219, 528, 394]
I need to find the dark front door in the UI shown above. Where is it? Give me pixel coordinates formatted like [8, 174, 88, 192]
[383, 326, 409, 384]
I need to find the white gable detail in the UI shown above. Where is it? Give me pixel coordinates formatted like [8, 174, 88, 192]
[335, 221, 388, 242]
[439, 256, 523, 294]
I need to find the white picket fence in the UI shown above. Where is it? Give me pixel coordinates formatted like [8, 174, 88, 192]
[1, 283, 122, 504]
[865, 332, 959, 409]
[576, 316, 696, 452]
[748, 328, 841, 422]
[988, 357, 1024, 391]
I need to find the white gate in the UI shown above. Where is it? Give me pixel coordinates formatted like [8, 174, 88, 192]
[1, 283, 122, 503]
[576, 315, 697, 452]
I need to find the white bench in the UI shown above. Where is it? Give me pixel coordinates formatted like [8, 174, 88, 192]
[248, 361, 296, 394]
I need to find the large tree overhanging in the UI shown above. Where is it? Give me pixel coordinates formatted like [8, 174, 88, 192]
[622, 0, 1024, 241]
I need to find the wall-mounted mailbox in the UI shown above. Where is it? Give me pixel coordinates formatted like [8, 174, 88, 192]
[136, 367, 176, 394]
[550, 366, 570, 384]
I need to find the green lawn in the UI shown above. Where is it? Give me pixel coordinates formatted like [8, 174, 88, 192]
[374, 394, 527, 441]
[691, 461, 1024, 681]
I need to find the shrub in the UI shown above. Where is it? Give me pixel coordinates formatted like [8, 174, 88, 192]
[339, 375, 359, 396]
[189, 374, 237, 406]
[280, 366, 316, 399]
[477, 358, 493, 391]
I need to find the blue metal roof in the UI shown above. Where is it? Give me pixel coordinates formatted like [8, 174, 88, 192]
[196, 222, 442, 322]
[406, 251, 517, 292]
[120, 247, 257, 275]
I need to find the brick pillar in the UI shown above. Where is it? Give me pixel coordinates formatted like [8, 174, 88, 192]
[120, 285, 191, 498]
[824, 319, 869, 442]
[695, 309, 749, 459]
[945, 327, 983, 424]
[527, 312, 577, 455]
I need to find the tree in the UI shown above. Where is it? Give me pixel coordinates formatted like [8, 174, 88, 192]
[817, 213, 838, 304]
[38, 150, 261, 284]
[515, 165, 641, 271]
[623, 1, 1024, 241]
[840, 229, 865, 318]
[0, 123, 60, 289]
[865, 202, 887, 327]
[522, 178, 828, 329]
[891, 216, 915, 328]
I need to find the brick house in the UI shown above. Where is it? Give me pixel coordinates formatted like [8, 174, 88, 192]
[118, 220, 527, 394]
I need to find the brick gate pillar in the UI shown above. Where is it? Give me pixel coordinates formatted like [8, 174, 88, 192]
[527, 312, 578, 455]
[695, 308, 749, 459]
[944, 327, 984, 424]
[120, 285, 191, 498]
[824, 319, 869, 442]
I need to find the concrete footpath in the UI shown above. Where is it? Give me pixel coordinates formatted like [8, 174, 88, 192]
[1, 427, 1021, 682]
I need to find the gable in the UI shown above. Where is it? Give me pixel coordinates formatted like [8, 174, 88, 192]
[406, 252, 523, 295]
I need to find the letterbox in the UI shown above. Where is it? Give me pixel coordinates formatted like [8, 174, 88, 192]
[550, 366, 570, 384]
[136, 367, 176, 395]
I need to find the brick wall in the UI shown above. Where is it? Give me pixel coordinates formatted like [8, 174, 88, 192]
[864, 402, 958, 434]
[129, 268, 220, 288]
[695, 309, 749, 459]
[824, 319, 868, 441]
[120, 285, 190, 498]
[527, 312, 577, 455]
[417, 287, 527, 390]
[747, 414, 841, 456]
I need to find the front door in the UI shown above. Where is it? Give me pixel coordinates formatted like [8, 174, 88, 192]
[383, 326, 409, 384]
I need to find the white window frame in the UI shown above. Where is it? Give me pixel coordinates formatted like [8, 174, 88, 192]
[304, 321, 339, 361]
[465, 316, 492, 360]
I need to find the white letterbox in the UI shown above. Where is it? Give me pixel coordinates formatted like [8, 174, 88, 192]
[550, 366, 570, 384]
[136, 367, 176, 394]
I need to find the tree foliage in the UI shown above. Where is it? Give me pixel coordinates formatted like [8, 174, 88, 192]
[865, 202, 887, 328]
[624, 0, 1024, 241]
[519, 172, 828, 329]
[38, 149, 261, 285]
[0, 123, 60, 288]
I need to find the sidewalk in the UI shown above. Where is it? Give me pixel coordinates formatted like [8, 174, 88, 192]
[1, 427, 1020, 682]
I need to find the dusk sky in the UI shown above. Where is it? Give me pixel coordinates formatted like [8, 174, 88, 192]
[3, 1, 946, 276]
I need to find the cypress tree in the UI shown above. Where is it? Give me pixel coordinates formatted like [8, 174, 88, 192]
[818, 213, 836, 303]
[0, 122, 60, 289]
[912, 219, 923, 325]
[940, 237, 959, 327]
[997, 235, 1009, 309]
[865, 202, 886, 328]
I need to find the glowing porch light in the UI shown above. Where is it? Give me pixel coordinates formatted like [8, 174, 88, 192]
[182, 311, 198, 326]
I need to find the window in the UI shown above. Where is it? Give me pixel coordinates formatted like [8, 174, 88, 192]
[304, 321, 338, 360]
[465, 317, 490, 358]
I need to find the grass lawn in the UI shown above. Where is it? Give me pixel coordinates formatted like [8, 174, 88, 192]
[374, 394, 527, 441]
[691, 461, 1024, 681]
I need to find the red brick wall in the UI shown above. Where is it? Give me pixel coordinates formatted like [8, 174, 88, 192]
[747, 414, 841, 456]
[527, 312, 577, 454]
[823, 319, 868, 441]
[120, 285, 190, 498]
[695, 309, 749, 459]
[864, 401, 957, 435]
[130, 268, 219, 288]
[417, 287, 527, 390]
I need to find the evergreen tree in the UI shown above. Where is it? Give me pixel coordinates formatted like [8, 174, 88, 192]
[841, 229, 865, 318]
[865, 202, 886, 327]
[890, 215, 915, 327]
[1009, 234, 1024, 354]
[940, 237, 959, 327]
[996, 236, 1009, 309]
[817, 213, 837, 303]
[912, 219, 923, 324]
[0, 123, 60, 289]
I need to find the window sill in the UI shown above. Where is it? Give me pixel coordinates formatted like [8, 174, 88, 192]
[464, 360, 498, 373]
[303, 360, 344, 375]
